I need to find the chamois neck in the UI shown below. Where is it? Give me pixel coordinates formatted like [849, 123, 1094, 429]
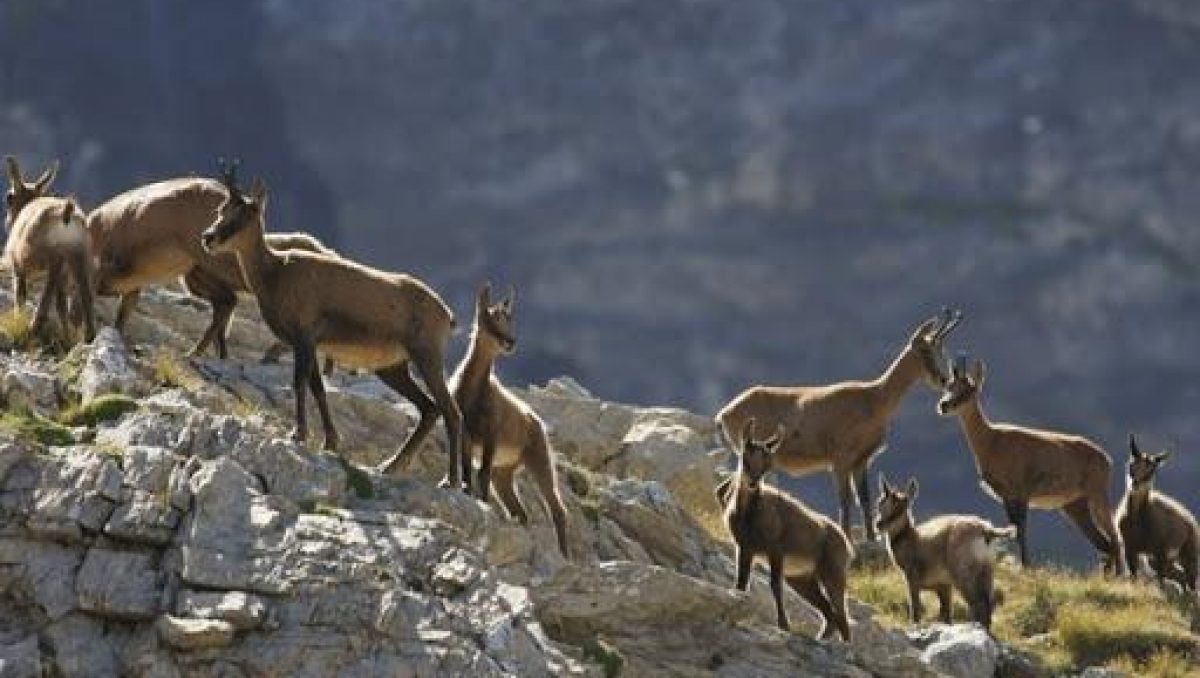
[885, 514, 917, 548]
[231, 225, 281, 298]
[458, 328, 501, 397]
[1126, 482, 1152, 510]
[873, 345, 924, 411]
[956, 397, 995, 457]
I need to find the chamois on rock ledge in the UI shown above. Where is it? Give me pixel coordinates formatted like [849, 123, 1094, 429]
[200, 173, 464, 488]
[717, 309, 962, 541]
[450, 282, 568, 557]
[723, 418, 853, 640]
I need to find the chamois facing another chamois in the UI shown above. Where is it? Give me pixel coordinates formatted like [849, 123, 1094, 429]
[716, 309, 962, 541]
[1116, 436, 1198, 590]
[876, 475, 1014, 629]
[200, 174, 465, 488]
[938, 356, 1125, 573]
[723, 418, 853, 640]
[4, 157, 96, 342]
[450, 283, 568, 557]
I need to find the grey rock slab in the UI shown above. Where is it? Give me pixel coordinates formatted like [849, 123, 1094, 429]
[75, 548, 162, 620]
[156, 615, 236, 651]
[175, 590, 267, 631]
[0, 635, 40, 678]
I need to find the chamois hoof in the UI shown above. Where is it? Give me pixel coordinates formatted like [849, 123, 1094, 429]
[437, 476, 466, 492]
[289, 427, 307, 444]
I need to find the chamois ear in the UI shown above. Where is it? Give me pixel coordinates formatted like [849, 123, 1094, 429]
[502, 284, 517, 312]
[969, 359, 986, 386]
[1155, 451, 1171, 466]
[913, 315, 940, 342]
[33, 160, 58, 194]
[249, 177, 268, 208]
[4, 156, 21, 185]
[61, 201, 74, 224]
[878, 473, 892, 496]
[905, 477, 919, 500]
[739, 418, 757, 451]
[477, 281, 493, 313]
[1129, 434, 1143, 459]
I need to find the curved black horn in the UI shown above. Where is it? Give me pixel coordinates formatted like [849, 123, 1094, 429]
[935, 308, 963, 339]
[953, 353, 968, 376]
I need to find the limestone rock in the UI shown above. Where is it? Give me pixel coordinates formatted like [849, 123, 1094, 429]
[26, 451, 122, 541]
[175, 590, 267, 630]
[156, 615, 236, 651]
[909, 623, 1000, 678]
[0, 635, 40, 678]
[2, 363, 59, 416]
[79, 327, 141, 401]
[76, 548, 162, 620]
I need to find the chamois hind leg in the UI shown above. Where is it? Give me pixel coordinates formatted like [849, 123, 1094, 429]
[1004, 499, 1030, 567]
[1087, 491, 1125, 575]
[1061, 497, 1112, 565]
[189, 287, 236, 359]
[788, 575, 836, 639]
[853, 463, 877, 541]
[491, 465, 528, 524]
[1181, 535, 1198, 592]
[13, 270, 28, 308]
[30, 264, 62, 339]
[527, 435, 569, 558]
[115, 289, 140, 336]
[833, 468, 855, 540]
[53, 278, 69, 338]
[936, 584, 953, 623]
[819, 561, 851, 641]
[68, 251, 96, 342]
[290, 340, 314, 444]
[375, 362, 439, 475]
[411, 347, 464, 491]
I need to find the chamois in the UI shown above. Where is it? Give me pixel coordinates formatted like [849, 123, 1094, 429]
[4, 157, 95, 341]
[724, 418, 853, 640]
[199, 175, 464, 487]
[450, 283, 568, 556]
[876, 475, 1014, 629]
[937, 356, 1125, 573]
[86, 161, 245, 357]
[1116, 436, 1198, 590]
[716, 309, 962, 541]
[182, 230, 338, 366]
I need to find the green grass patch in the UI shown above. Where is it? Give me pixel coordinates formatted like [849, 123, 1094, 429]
[0, 308, 33, 349]
[58, 394, 138, 427]
[581, 636, 624, 678]
[0, 409, 75, 446]
[152, 351, 203, 389]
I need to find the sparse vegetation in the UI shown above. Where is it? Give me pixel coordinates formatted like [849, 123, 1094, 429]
[851, 559, 1200, 676]
[563, 461, 603, 523]
[0, 308, 34, 349]
[152, 351, 203, 389]
[581, 636, 624, 678]
[0, 409, 75, 446]
[58, 393, 138, 427]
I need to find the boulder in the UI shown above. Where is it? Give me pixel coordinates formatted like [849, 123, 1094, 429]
[176, 590, 268, 631]
[908, 623, 1000, 678]
[156, 615, 236, 651]
[75, 548, 162, 620]
[79, 328, 141, 401]
[0, 635, 40, 678]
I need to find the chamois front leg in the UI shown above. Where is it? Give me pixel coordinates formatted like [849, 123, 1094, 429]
[769, 553, 789, 630]
[476, 437, 496, 502]
[306, 347, 339, 451]
[13, 271, 27, 307]
[906, 577, 924, 623]
[833, 469, 855, 540]
[290, 340, 313, 444]
[30, 264, 61, 339]
[935, 585, 953, 624]
[1004, 499, 1029, 566]
[854, 465, 877, 541]
[735, 547, 753, 591]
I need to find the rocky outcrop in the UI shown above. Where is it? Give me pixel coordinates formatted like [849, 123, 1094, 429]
[0, 287, 1030, 676]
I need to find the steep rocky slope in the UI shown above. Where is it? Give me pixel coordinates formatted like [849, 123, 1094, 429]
[0, 288, 1040, 676]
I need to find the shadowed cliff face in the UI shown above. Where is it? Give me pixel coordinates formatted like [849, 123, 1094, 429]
[2, 0, 1200, 562]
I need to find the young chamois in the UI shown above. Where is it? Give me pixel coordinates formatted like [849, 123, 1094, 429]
[716, 309, 962, 541]
[86, 161, 248, 357]
[1116, 436, 1198, 590]
[183, 230, 338, 368]
[200, 175, 465, 486]
[937, 356, 1125, 573]
[4, 157, 96, 342]
[876, 475, 1014, 629]
[724, 418, 853, 640]
[450, 283, 568, 556]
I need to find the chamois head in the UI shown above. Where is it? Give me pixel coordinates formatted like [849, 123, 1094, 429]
[875, 475, 918, 533]
[202, 171, 268, 255]
[1127, 435, 1170, 489]
[908, 308, 962, 387]
[4, 156, 58, 229]
[735, 418, 784, 490]
[475, 282, 517, 353]
[937, 355, 984, 415]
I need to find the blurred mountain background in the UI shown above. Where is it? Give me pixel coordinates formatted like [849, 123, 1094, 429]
[3, 0, 1200, 563]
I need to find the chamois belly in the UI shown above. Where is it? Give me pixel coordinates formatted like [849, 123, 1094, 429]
[779, 553, 817, 577]
[1029, 490, 1084, 510]
[467, 443, 523, 468]
[319, 341, 408, 370]
[103, 246, 194, 293]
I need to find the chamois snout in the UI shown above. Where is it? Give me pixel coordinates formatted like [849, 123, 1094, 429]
[200, 227, 219, 253]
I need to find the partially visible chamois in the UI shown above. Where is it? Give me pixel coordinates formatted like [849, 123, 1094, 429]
[938, 356, 1125, 573]
[4, 157, 95, 342]
[717, 309, 962, 540]
[723, 418, 853, 640]
[200, 174, 463, 487]
[1116, 435, 1197, 590]
[450, 282, 568, 556]
[876, 475, 1014, 629]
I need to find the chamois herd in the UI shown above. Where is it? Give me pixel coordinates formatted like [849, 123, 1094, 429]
[4, 156, 1198, 643]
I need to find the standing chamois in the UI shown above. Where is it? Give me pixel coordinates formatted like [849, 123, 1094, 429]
[1116, 436, 1198, 590]
[724, 418, 853, 640]
[183, 230, 338, 367]
[450, 283, 568, 556]
[716, 309, 962, 541]
[87, 161, 253, 357]
[200, 175, 464, 486]
[4, 157, 95, 342]
[876, 475, 1014, 629]
[937, 356, 1125, 573]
